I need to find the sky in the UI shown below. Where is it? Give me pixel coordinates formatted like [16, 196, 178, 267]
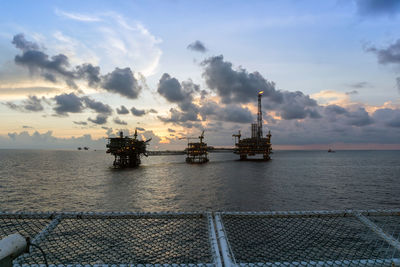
[1, 0, 400, 150]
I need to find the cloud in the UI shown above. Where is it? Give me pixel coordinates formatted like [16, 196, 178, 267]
[278, 91, 319, 120]
[187, 40, 207, 53]
[199, 101, 254, 123]
[367, 39, 400, 93]
[372, 108, 400, 127]
[73, 121, 88, 125]
[88, 114, 108, 125]
[157, 73, 188, 103]
[12, 34, 143, 99]
[51, 93, 113, 117]
[325, 104, 348, 116]
[158, 107, 199, 124]
[76, 64, 101, 87]
[4, 95, 45, 112]
[201, 55, 281, 104]
[1, 130, 106, 149]
[355, 0, 400, 17]
[130, 107, 146, 116]
[136, 127, 145, 131]
[54, 9, 162, 76]
[102, 67, 141, 99]
[157, 73, 201, 125]
[148, 109, 158, 114]
[22, 125, 33, 129]
[53, 93, 84, 115]
[113, 117, 127, 125]
[346, 90, 359, 95]
[348, 81, 371, 89]
[82, 96, 112, 114]
[55, 8, 101, 22]
[345, 107, 373, 126]
[116, 105, 129, 114]
[12, 33, 40, 52]
[202, 55, 320, 120]
[367, 39, 400, 65]
[167, 128, 176, 133]
[141, 130, 161, 149]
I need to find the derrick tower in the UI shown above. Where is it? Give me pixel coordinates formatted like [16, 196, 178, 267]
[232, 91, 272, 160]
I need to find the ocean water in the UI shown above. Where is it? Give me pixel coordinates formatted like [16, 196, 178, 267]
[0, 149, 399, 212]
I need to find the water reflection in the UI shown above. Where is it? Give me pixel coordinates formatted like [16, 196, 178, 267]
[1, 150, 400, 212]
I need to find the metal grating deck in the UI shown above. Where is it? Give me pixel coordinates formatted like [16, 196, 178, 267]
[1, 210, 400, 266]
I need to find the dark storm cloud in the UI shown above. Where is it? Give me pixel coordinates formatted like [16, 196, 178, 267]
[348, 81, 370, 89]
[355, 0, 400, 17]
[76, 64, 101, 87]
[82, 97, 112, 114]
[367, 39, 400, 93]
[202, 55, 281, 104]
[73, 121, 88, 126]
[157, 73, 186, 102]
[12, 34, 142, 99]
[201, 55, 323, 120]
[157, 73, 201, 125]
[116, 105, 129, 114]
[53, 93, 84, 115]
[199, 101, 253, 123]
[345, 107, 373, 126]
[102, 67, 141, 99]
[52, 93, 113, 116]
[4, 102, 18, 110]
[373, 108, 400, 127]
[12, 34, 39, 51]
[42, 73, 57, 82]
[325, 105, 348, 115]
[278, 91, 319, 120]
[130, 107, 146, 116]
[367, 39, 400, 65]
[346, 90, 359, 95]
[88, 114, 108, 125]
[187, 40, 208, 53]
[4, 95, 45, 112]
[158, 107, 199, 124]
[23, 95, 45, 111]
[113, 117, 127, 125]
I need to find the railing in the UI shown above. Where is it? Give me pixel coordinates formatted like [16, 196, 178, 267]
[1, 210, 400, 266]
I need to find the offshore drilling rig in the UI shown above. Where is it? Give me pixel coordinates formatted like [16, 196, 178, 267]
[232, 91, 272, 160]
[106, 129, 151, 168]
[179, 130, 209, 164]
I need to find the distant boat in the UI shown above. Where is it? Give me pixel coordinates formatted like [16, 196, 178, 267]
[328, 148, 335, 153]
[77, 147, 82, 150]
[84, 147, 89, 150]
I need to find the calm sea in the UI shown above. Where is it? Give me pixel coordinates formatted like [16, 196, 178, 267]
[0, 149, 399, 212]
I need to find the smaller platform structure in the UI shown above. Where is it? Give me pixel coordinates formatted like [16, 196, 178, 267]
[106, 129, 151, 168]
[182, 131, 209, 164]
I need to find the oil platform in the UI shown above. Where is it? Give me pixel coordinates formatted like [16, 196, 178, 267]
[232, 91, 272, 160]
[106, 129, 151, 168]
[180, 131, 209, 164]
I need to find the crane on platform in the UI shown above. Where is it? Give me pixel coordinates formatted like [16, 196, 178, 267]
[179, 130, 205, 144]
[232, 130, 241, 143]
